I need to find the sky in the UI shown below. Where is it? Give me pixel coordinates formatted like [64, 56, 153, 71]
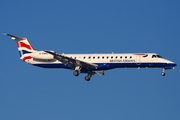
[0, 0, 180, 120]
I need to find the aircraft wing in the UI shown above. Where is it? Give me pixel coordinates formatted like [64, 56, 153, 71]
[45, 51, 98, 70]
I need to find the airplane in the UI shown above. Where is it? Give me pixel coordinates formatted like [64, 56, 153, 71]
[4, 33, 177, 81]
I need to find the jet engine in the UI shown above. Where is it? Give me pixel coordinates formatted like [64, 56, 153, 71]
[31, 51, 55, 60]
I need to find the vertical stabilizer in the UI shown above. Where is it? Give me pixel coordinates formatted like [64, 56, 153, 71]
[4, 33, 35, 61]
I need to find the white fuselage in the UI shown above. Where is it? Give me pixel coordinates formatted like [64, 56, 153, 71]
[25, 52, 175, 71]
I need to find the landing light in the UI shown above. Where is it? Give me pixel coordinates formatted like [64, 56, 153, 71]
[11, 37, 15, 40]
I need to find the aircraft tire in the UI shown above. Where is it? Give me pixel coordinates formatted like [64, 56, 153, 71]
[73, 70, 79, 76]
[162, 72, 166, 76]
[85, 76, 91, 81]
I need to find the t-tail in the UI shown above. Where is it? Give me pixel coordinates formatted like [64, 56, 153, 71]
[4, 33, 35, 62]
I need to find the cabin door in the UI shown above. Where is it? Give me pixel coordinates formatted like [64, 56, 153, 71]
[136, 56, 141, 65]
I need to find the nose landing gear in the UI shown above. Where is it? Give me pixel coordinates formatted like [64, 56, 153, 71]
[162, 72, 166, 76]
[162, 68, 166, 76]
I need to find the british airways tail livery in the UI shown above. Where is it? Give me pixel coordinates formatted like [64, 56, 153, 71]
[4, 33, 177, 81]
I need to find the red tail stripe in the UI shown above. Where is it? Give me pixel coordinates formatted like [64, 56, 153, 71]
[22, 56, 32, 61]
[17, 42, 33, 50]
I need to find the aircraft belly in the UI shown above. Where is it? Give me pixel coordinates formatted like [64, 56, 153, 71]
[93, 62, 166, 70]
[31, 62, 166, 70]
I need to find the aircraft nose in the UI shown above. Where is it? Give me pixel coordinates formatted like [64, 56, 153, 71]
[174, 63, 177, 67]
[166, 60, 177, 68]
[164, 61, 177, 69]
[170, 62, 177, 67]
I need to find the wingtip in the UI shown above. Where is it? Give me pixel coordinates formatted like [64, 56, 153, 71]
[2, 33, 13, 37]
[2, 33, 8, 36]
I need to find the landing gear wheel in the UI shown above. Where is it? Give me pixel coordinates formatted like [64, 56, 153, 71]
[73, 70, 79, 76]
[85, 76, 91, 81]
[161, 68, 166, 76]
[162, 72, 166, 76]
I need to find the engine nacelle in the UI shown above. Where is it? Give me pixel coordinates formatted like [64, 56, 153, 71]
[31, 51, 55, 60]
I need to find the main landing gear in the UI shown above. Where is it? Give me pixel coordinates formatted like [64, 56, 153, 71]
[161, 68, 166, 76]
[85, 76, 91, 81]
[73, 70, 92, 81]
[73, 66, 81, 76]
[73, 70, 79, 76]
[84, 72, 93, 81]
[73, 65, 93, 81]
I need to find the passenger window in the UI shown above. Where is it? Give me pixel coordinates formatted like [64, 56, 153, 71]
[120, 56, 122, 59]
[98, 56, 100, 59]
[125, 56, 127, 59]
[93, 56, 95, 59]
[107, 56, 109, 59]
[89, 56, 91, 59]
[111, 56, 113, 59]
[83, 57, 86, 59]
[115, 56, 118, 59]
[102, 56, 104, 59]
[130, 56, 132, 59]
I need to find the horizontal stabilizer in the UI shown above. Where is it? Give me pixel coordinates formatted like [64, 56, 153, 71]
[3, 33, 27, 41]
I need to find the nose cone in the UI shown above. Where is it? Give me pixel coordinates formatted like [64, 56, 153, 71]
[174, 63, 177, 67]
[169, 61, 177, 68]
[165, 59, 177, 69]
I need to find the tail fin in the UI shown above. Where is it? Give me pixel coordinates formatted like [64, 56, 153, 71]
[4, 33, 36, 62]
[4, 33, 35, 56]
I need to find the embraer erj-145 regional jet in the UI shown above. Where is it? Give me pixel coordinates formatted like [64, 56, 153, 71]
[4, 33, 177, 81]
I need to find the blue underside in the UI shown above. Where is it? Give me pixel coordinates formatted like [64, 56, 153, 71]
[33, 63, 177, 72]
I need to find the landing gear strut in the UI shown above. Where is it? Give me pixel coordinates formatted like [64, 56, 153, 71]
[162, 68, 166, 76]
[73, 66, 81, 76]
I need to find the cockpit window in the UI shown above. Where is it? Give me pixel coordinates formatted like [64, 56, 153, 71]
[152, 55, 163, 58]
[152, 55, 157, 58]
[157, 55, 163, 58]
